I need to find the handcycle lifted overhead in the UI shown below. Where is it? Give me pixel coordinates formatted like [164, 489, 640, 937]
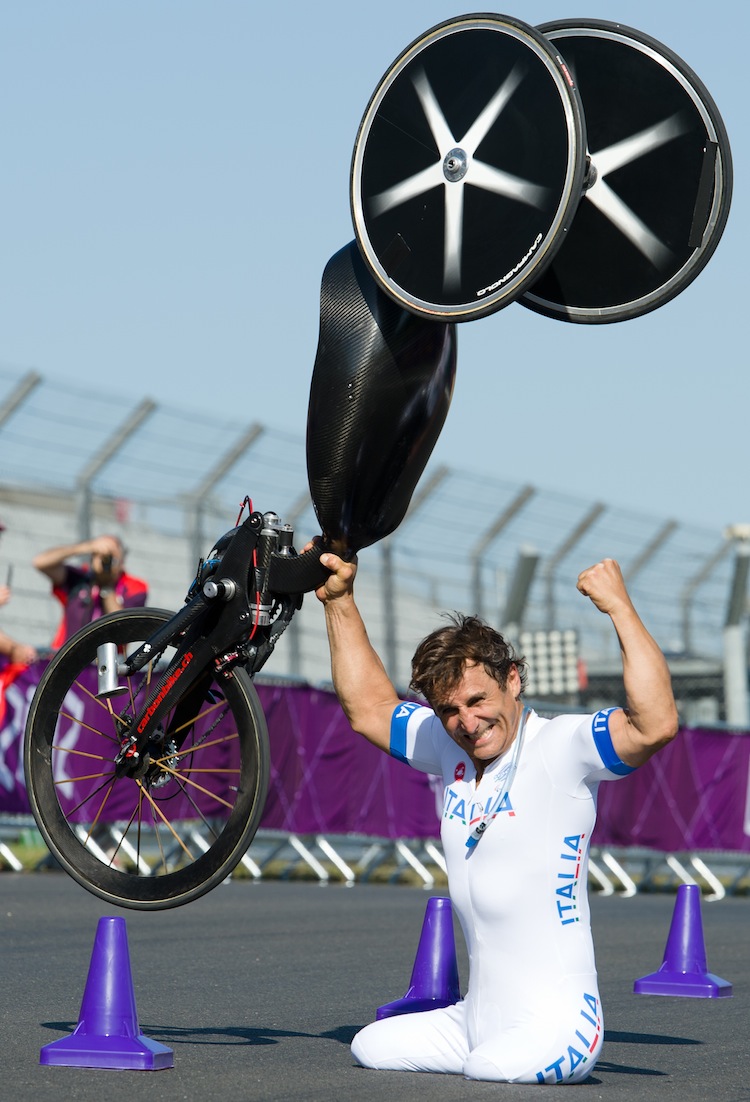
[23, 242, 457, 911]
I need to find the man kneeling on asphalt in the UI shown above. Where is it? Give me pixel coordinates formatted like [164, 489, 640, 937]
[314, 554, 678, 1084]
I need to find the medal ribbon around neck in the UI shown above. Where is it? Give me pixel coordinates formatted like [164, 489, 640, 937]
[466, 706, 530, 851]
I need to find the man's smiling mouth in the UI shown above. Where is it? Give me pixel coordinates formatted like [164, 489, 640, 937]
[467, 724, 494, 745]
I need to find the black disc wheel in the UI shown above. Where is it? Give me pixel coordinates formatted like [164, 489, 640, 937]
[350, 13, 586, 321]
[24, 609, 270, 910]
[521, 20, 733, 323]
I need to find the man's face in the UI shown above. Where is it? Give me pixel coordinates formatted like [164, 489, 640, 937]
[432, 661, 522, 766]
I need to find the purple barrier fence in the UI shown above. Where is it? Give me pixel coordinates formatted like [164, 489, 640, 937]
[256, 682, 439, 837]
[1, 660, 749, 851]
[0, 661, 440, 837]
[593, 726, 750, 853]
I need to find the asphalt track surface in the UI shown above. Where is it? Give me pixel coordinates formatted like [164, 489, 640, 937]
[1, 872, 748, 1102]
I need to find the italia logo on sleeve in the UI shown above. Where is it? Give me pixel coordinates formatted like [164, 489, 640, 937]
[394, 702, 420, 720]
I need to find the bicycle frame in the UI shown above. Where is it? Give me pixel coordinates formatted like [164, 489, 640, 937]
[99, 507, 328, 776]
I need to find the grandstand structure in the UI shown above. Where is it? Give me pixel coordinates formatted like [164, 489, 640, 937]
[0, 362, 748, 727]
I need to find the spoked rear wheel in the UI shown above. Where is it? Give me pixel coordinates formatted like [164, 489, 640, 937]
[521, 19, 733, 322]
[24, 608, 270, 910]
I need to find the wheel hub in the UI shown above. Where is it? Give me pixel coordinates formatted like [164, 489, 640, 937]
[443, 147, 468, 182]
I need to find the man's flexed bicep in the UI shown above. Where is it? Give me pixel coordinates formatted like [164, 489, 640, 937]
[577, 559, 679, 768]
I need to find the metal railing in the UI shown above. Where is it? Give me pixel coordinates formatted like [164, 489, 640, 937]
[0, 362, 748, 718]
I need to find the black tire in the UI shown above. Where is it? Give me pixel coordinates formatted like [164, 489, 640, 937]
[24, 608, 270, 910]
[350, 12, 586, 321]
[521, 19, 733, 322]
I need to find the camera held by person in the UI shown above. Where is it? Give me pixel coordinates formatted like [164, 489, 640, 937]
[33, 534, 148, 649]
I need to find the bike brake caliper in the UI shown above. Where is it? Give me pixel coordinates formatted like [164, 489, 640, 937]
[115, 734, 140, 766]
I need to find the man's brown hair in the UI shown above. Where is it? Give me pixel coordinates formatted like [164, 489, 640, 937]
[410, 612, 527, 706]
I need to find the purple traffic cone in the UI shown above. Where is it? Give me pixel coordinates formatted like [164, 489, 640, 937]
[633, 884, 732, 998]
[40, 916, 174, 1069]
[377, 896, 461, 1019]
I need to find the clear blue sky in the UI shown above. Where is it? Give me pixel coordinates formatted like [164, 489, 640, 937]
[1, 1, 746, 533]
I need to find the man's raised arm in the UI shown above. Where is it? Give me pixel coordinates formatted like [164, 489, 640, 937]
[577, 558, 679, 768]
[315, 552, 402, 754]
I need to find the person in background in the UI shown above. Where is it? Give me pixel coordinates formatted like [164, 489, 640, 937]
[0, 518, 38, 665]
[33, 533, 148, 648]
[0, 596, 37, 665]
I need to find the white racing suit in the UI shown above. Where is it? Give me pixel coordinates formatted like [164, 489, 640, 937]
[352, 705, 634, 1084]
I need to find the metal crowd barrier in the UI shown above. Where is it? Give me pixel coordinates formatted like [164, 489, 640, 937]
[2, 816, 749, 902]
